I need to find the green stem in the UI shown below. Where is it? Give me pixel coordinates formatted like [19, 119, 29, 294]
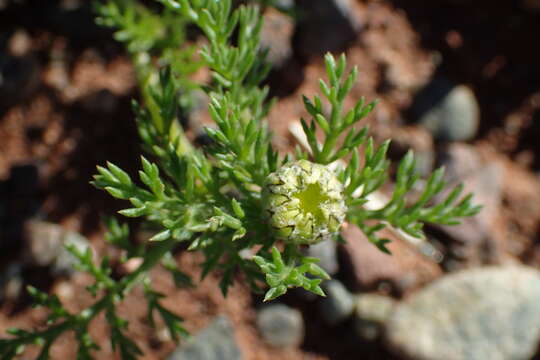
[318, 132, 339, 164]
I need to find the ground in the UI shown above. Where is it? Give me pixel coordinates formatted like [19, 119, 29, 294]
[1, 0, 540, 359]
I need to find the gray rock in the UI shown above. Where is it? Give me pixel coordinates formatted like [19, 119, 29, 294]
[168, 315, 242, 360]
[295, 0, 362, 58]
[0, 263, 24, 302]
[389, 126, 435, 177]
[24, 220, 91, 276]
[413, 150, 435, 177]
[434, 144, 505, 267]
[256, 303, 304, 347]
[272, 0, 294, 11]
[412, 78, 479, 142]
[319, 280, 354, 326]
[386, 266, 540, 360]
[353, 293, 395, 341]
[260, 7, 294, 69]
[304, 239, 339, 275]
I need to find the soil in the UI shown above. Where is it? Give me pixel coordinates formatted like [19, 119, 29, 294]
[1, 0, 540, 359]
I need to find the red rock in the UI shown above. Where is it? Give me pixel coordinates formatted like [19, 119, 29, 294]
[340, 224, 442, 294]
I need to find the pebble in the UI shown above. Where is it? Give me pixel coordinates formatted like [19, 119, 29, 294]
[412, 78, 480, 142]
[304, 239, 339, 275]
[167, 315, 242, 360]
[386, 266, 540, 360]
[294, 0, 362, 58]
[260, 7, 294, 69]
[434, 144, 505, 267]
[353, 293, 395, 341]
[389, 126, 435, 177]
[0, 263, 24, 302]
[271, 0, 294, 11]
[256, 303, 304, 347]
[319, 280, 354, 326]
[340, 224, 442, 294]
[23, 220, 91, 276]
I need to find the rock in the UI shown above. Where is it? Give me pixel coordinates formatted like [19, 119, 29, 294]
[23, 220, 91, 276]
[413, 150, 436, 177]
[8, 29, 32, 57]
[256, 303, 304, 347]
[389, 126, 435, 177]
[353, 293, 395, 341]
[188, 90, 212, 141]
[294, 239, 340, 301]
[0, 263, 24, 302]
[437, 143, 483, 182]
[167, 315, 242, 360]
[319, 280, 354, 326]
[294, 0, 362, 58]
[260, 7, 294, 69]
[304, 239, 339, 275]
[386, 266, 540, 360]
[261, 7, 303, 97]
[340, 225, 442, 294]
[432, 144, 506, 268]
[411, 78, 479, 142]
[271, 0, 294, 12]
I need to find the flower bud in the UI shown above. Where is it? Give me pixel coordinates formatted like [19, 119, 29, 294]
[263, 160, 347, 245]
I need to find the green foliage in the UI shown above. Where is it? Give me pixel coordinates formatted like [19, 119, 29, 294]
[1, 0, 481, 359]
[0, 233, 185, 360]
[253, 246, 330, 301]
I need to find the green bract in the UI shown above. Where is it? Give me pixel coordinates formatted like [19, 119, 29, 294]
[263, 160, 347, 245]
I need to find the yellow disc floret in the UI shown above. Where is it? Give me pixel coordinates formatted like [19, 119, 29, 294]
[263, 160, 347, 245]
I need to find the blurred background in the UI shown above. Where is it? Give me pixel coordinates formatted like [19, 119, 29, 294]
[1, 0, 540, 359]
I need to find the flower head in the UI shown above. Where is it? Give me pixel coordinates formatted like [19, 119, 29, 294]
[263, 160, 347, 245]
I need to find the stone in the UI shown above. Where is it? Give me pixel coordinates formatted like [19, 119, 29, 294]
[340, 225, 442, 294]
[389, 126, 435, 177]
[294, 0, 362, 58]
[271, 0, 294, 11]
[433, 144, 505, 268]
[304, 239, 339, 275]
[0, 263, 24, 302]
[256, 303, 304, 347]
[167, 315, 242, 360]
[319, 280, 354, 325]
[386, 266, 540, 360]
[8, 29, 32, 57]
[260, 7, 294, 69]
[413, 150, 436, 177]
[23, 220, 91, 276]
[353, 293, 395, 341]
[411, 78, 479, 142]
